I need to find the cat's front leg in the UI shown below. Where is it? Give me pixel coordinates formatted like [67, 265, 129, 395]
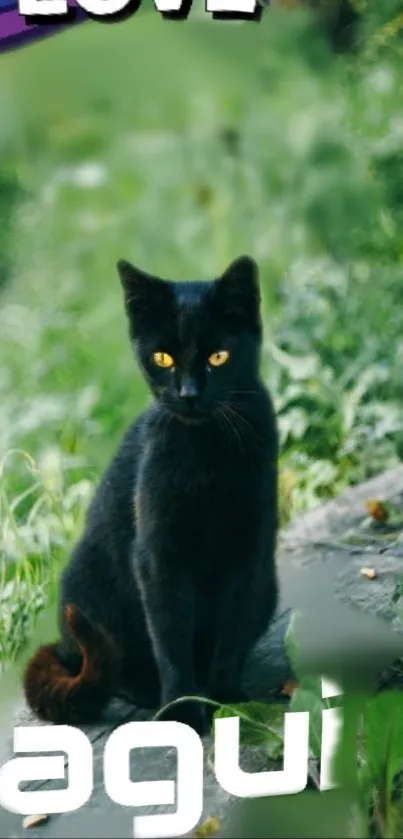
[207, 564, 277, 708]
[134, 547, 207, 735]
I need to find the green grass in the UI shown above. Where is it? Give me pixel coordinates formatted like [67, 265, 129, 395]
[1, 1, 403, 668]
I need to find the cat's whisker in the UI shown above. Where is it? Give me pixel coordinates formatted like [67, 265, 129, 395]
[216, 404, 245, 451]
[226, 403, 267, 452]
[223, 413, 243, 451]
[215, 408, 231, 447]
[224, 403, 254, 435]
[215, 406, 233, 445]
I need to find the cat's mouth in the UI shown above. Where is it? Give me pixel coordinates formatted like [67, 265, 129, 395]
[173, 405, 207, 425]
[162, 395, 209, 425]
[172, 412, 207, 426]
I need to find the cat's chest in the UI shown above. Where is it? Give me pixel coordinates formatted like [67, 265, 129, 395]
[132, 422, 274, 568]
[142, 436, 239, 493]
[136, 427, 266, 512]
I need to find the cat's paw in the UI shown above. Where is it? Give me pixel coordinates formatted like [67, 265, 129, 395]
[158, 700, 207, 737]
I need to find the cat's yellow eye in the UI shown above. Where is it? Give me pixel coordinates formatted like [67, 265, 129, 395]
[153, 352, 175, 369]
[208, 350, 230, 368]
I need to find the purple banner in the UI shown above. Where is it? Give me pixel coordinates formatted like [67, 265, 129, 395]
[0, 0, 88, 52]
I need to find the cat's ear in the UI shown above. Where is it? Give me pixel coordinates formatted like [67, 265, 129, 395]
[219, 255, 260, 299]
[117, 260, 169, 331]
[214, 255, 261, 332]
[117, 260, 164, 306]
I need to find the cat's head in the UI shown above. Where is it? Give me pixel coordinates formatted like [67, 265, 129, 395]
[117, 256, 263, 422]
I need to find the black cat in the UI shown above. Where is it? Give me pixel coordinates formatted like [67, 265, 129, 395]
[23, 255, 279, 736]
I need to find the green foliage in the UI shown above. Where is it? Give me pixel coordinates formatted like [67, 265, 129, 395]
[213, 674, 334, 763]
[213, 620, 403, 837]
[0, 448, 92, 665]
[214, 701, 285, 759]
[359, 692, 403, 837]
[211, 686, 403, 838]
[289, 676, 327, 760]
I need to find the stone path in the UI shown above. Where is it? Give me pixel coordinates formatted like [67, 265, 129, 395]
[2, 465, 403, 838]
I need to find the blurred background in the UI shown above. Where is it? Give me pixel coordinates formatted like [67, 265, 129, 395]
[1, 0, 403, 672]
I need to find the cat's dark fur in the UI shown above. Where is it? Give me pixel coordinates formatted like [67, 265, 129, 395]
[23, 255, 279, 735]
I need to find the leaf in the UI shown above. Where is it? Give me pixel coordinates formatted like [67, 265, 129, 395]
[265, 734, 284, 760]
[193, 816, 220, 837]
[298, 675, 323, 698]
[392, 577, 403, 605]
[278, 408, 309, 443]
[384, 502, 403, 528]
[269, 343, 319, 381]
[360, 567, 377, 580]
[213, 702, 285, 759]
[23, 815, 49, 829]
[362, 691, 403, 803]
[289, 678, 325, 760]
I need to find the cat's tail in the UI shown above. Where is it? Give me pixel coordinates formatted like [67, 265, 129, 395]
[23, 605, 120, 724]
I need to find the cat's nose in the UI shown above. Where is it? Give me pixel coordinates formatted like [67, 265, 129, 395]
[179, 380, 199, 402]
